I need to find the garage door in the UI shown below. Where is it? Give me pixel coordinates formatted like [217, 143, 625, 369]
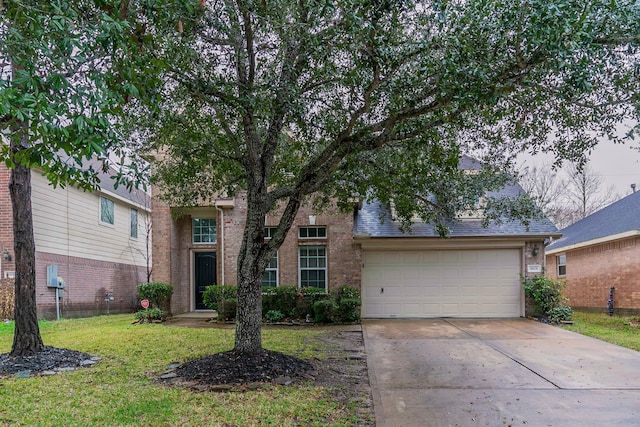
[362, 249, 522, 318]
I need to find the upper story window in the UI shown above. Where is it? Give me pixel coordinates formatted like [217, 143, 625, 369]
[193, 218, 217, 243]
[557, 255, 567, 276]
[130, 208, 138, 238]
[299, 226, 326, 239]
[100, 196, 114, 225]
[264, 226, 277, 239]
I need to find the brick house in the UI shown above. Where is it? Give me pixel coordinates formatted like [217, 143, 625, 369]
[152, 157, 559, 318]
[546, 191, 640, 315]
[0, 161, 151, 319]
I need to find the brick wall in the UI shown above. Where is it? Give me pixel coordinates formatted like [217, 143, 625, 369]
[153, 193, 362, 314]
[546, 237, 640, 314]
[0, 165, 14, 274]
[36, 251, 146, 319]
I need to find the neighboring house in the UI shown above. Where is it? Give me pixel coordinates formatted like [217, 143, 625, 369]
[546, 190, 640, 314]
[152, 156, 559, 319]
[0, 161, 151, 319]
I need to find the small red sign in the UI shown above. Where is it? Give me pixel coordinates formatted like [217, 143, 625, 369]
[141, 299, 150, 309]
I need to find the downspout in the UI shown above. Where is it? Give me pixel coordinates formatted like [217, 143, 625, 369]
[216, 206, 224, 285]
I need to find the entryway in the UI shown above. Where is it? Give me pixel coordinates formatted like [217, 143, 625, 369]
[194, 252, 216, 310]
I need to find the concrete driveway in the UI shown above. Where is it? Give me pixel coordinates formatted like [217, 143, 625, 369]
[363, 319, 640, 427]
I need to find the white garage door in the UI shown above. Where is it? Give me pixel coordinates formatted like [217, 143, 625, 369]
[362, 249, 522, 318]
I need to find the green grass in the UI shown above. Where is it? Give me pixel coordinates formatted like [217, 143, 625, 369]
[0, 315, 365, 426]
[562, 311, 640, 351]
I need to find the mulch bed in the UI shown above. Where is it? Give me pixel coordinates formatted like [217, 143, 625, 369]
[158, 349, 318, 391]
[0, 346, 100, 378]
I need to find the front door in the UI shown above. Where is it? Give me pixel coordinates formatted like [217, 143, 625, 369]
[194, 252, 217, 310]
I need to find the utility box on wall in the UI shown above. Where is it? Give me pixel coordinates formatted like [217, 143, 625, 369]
[46, 265, 65, 290]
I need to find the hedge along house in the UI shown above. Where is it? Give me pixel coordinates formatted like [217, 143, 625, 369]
[152, 156, 559, 319]
[546, 190, 640, 315]
[0, 159, 151, 319]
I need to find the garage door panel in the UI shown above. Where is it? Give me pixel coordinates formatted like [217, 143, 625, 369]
[362, 249, 522, 318]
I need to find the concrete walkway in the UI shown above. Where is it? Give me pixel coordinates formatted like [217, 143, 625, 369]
[363, 318, 640, 427]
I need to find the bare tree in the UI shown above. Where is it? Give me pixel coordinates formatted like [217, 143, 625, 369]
[519, 165, 567, 214]
[560, 163, 620, 226]
[519, 163, 621, 229]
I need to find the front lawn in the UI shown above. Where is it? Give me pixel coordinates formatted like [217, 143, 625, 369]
[561, 311, 640, 352]
[0, 315, 366, 426]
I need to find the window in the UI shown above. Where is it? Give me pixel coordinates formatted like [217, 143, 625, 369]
[264, 226, 277, 239]
[262, 253, 278, 287]
[100, 196, 114, 225]
[299, 245, 327, 289]
[130, 209, 138, 238]
[557, 255, 567, 276]
[193, 218, 217, 243]
[299, 226, 326, 239]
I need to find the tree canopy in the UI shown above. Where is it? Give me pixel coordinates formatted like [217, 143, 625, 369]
[120, 0, 640, 353]
[0, 1, 147, 356]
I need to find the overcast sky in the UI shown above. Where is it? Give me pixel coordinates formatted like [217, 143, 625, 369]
[518, 120, 640, 198]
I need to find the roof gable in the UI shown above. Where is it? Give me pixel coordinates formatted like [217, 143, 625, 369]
[547, 191, 640, 252]
[354, 155, 559, 239]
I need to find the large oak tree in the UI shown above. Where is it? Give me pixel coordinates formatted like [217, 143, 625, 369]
[127, 0, 640, 355]
[0, 1, 145, 356]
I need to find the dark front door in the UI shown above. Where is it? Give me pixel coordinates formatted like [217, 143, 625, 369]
[194, 252, 217, 310]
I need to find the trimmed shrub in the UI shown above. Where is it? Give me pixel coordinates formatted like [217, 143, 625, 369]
[218, 298, 237, 321]
[312, 286, 361, 323]
[137, 282, 173, 312]
[134, 307, 166, 323]
[522, 276, 572, 323]
[262, 286, 298, 317]
[313, 299, 339, 323]
[336, 297, 361, 322]
[265, 309, 285, 322]
[202, 285, 237, 311]
[296, 287, 328, 318]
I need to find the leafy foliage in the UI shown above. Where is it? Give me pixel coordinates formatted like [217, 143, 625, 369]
[264, 310, 285, 323]
[137, 282, 173, 312]
[57, 0, 638, 351]
[134, 307, 166, 323]
[202, 284, 360, 323]
[0, 1, 149, 189]
[202, 285, 238, 311]
[523, 275, 572, 322]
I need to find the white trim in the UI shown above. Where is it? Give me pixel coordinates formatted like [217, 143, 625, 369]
[355, 238, 527, 251]
[99, 188, 150, 212]
[545, 230, 640, 255]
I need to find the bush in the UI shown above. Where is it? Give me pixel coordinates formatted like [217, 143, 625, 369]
[336, 297, 361, 322]
[262, 286, 298, 317]
[295, 287, 328, 318]
[547, 305, 573, 323]
[134, 307, 166, 323]
[218, 298, 237, 321]
[202, 285, 237, 311]
[265, 310, 285, 322]
[312, 286, 361, 323]
[313, 299, 339, 323]
[137, 282, 173, 312]
[522, 276, 572, 323]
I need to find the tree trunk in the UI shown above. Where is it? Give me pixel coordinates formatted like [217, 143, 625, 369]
[234, 189, 267, 354]
[9, 130, 45, 356]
